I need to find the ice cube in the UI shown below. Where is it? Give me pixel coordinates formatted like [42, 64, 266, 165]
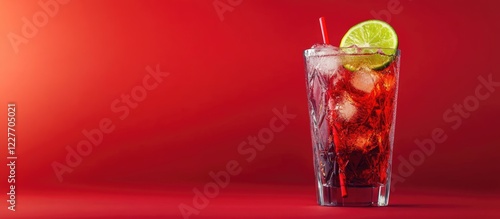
[310, 44, 338, 54]
[353, 135, 370, 150]
[351, 68, 379, 93]
[317, 56, 339, 76]
[382, 73, 396, 91]
[352, 132, 373, 150]
[346, 125, 375, 151]
[306, 45, 340, 76]
[334, 95, 357, 121]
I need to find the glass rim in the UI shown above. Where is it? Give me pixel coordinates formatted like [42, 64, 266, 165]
[304, 46, 400, 57]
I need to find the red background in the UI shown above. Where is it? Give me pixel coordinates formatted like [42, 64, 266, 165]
[0, 0, 499, 218]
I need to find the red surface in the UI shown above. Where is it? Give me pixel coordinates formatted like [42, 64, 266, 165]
[9, 185, 500, 219]
[0, 0, 499, 218]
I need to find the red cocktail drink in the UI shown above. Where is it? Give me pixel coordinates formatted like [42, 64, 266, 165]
[305, 45, 400, 206]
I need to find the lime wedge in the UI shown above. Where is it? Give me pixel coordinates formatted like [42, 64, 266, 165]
[340, 20, 398, 71]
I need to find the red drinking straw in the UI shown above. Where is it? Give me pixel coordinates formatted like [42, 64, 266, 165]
[319, 16, 347, 198]
[332, 126, 348, 198]
[319, 17, 330, 45]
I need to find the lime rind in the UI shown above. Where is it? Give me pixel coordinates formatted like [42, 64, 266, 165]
[339, 20, 398, 71]
[340, 48, 397, 71]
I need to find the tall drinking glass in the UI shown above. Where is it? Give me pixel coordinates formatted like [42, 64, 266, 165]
[304, 45, 400, 206]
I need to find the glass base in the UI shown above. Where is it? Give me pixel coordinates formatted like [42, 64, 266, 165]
[317, 184, 390, 207]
